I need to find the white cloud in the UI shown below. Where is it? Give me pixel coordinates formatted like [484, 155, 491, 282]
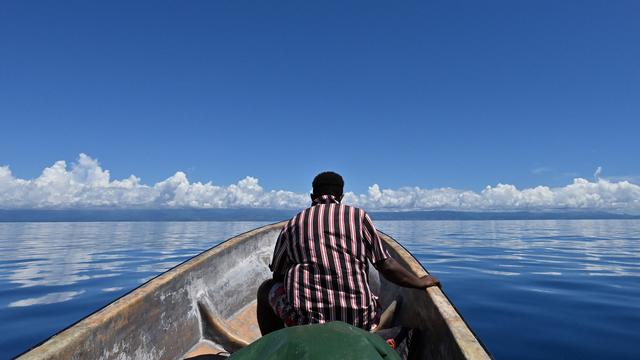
[0, 154, 308, 209]
[594, 166, 603, 181]
[1, 154, 639, 212]
[531, 166, 552, 175]
[344, 179, 640, 212]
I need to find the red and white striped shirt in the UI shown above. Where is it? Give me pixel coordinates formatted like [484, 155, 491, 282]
[270, 194, 390, 330]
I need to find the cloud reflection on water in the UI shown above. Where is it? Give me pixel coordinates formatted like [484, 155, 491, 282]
[378, 219, 640, 279]
[101, 287, 123, 292]
[0, 221, 269, 309]
[9, 290, 85, 308]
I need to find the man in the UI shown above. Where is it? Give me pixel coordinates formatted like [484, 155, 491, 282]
[257, 172, 440, 335]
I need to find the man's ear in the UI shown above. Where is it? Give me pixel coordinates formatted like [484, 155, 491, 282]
[310, 193, 316, 202]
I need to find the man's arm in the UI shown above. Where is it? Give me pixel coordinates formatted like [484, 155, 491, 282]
[361, 211, 440, 289]
[376, 257, 440, 289]
[269, 227, 290, 282]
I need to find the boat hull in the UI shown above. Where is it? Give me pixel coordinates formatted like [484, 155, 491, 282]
[18, 221, 490, 360]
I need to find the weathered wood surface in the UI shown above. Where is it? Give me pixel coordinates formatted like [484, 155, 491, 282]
[18, 221, 491, 360]
[376, 232, 491, 360]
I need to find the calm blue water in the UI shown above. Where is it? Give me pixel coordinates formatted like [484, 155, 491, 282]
[1, 220, 639, 359]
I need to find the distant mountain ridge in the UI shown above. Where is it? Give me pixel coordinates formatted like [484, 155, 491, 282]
[0, 209, 638, 222]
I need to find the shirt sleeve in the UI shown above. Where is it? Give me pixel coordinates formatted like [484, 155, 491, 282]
[269, 227, 290, 277]
[362, 211, 390, 267]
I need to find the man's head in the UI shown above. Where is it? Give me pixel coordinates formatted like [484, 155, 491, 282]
[311, 171, 344, 201]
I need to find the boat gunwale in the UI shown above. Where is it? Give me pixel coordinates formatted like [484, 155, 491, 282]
[377, 230, 493, 360]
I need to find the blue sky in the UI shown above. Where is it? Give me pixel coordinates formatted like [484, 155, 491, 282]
[1, 1, 639, 210]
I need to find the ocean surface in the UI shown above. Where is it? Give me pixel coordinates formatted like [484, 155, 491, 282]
[1, 220, 639, 359]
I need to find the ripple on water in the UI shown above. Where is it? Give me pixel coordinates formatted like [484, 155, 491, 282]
[9, 290, 86, 308]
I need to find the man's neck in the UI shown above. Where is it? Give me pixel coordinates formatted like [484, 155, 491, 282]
[311, 194, 341, 205]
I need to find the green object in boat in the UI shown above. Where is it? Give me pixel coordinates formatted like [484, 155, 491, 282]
[229, 321, 401, 360]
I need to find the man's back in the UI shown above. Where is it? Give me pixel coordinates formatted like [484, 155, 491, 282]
[270, 194, 389, 330]
[258, 171, 439, 336]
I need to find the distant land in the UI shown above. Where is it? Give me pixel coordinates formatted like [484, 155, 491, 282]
[0, 209, 638, 222]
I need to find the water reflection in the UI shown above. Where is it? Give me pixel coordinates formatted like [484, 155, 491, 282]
[9, 290, 85, 307]
[377, 220, 640, 279]
[0, 222, 268, 291]
[101, 287, 123, 292]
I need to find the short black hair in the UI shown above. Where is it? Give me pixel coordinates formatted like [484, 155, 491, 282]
[312, 171, 344, 197]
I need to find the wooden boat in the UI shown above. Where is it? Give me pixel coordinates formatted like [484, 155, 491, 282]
[18, 221, 491, 359]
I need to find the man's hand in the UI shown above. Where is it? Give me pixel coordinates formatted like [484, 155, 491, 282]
[418, 274, 441, 289]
